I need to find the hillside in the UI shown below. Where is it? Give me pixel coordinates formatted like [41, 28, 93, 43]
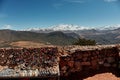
[10, 41, 55, 48]
[0, 30, 76, 47]
[80, 29, 120, 44]
[27, 24, 120, 45]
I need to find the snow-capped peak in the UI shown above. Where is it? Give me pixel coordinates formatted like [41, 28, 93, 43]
[50, 24, 91, 31]
[97, 24, 120, 30]
[25, 24, 92, 31]
[23, 24, 120, 31]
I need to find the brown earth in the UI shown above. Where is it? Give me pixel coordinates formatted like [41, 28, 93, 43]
[10, 41, 54, 48]
[84, 73, 120, 80]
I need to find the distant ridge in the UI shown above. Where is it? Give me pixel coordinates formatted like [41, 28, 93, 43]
[0, 25, 120, 47]
[24, 24, 120, 45]
[25, 24, 120, 31]
[0, 29, 76, 47]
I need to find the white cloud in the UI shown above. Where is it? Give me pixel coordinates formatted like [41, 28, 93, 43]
[104, 0, 118, 2]
[2, 25, 12, 29]
[64, 0, 85, 3]
[53, 0, 86, 9]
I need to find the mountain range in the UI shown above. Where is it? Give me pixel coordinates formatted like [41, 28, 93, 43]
[0, 29, 76, 47]
[0, 24, 120, 47]
[26, 24, 120, 45]
[25, 24, 120, 31]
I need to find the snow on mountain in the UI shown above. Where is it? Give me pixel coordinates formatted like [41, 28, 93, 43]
[50, 24, 92, 31]
[25, 27, 40, 31]
[24, 27, 52, 31]
[97, 25, 120, 30]
[25, 24, 92, 31]
[24, 24, 120, 31]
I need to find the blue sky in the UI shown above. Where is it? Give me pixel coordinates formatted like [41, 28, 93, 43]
[0, 0, 120, 30]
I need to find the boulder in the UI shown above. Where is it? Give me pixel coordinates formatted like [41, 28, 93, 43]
[74, 61, 82, 71]
[77, 54, 82, 59]
[61, 66, 67, 72]
[91, 60, 98, 69]
[103, 63, 111, 67]
[118, 62, 120, 69]
[9, 55, 13, 58]
[112, 64, 117, 67]
[107, 57, 115, 63]
[83, 57, 88, 62]
[83, 53, 89, 57]
[98, 61, 104, 65]
[60, 59, 67, 68]
[0, 65, 4, 71]
[1, 55, 4, 58]
[69, 68, 76, 72]
[67, 61, 74, 68]
[81, 62, 91, 66]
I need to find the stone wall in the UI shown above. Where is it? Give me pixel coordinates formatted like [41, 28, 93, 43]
[59, 47, 119, 78]
[0, 47, 60, 77]
[0, 46, 119, 79]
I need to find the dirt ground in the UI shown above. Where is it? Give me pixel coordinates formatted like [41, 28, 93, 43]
[84, 73, 120, 80]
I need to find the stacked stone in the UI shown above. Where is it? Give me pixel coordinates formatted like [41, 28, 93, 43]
[0, 46, 119, 78]
[59, 47, 119, 76]
[0, 47, 59, 77]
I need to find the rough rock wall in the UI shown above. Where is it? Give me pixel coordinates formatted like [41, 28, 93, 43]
[0, 46, 119, 79]
[0, 47, 60, 77]
[59, 47, 119, 77]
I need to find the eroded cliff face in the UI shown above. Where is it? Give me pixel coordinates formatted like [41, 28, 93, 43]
[59, 46, 120, 79]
